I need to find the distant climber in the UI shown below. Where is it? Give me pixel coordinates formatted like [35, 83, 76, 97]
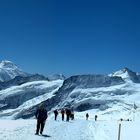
[61, 109, 65, 121]
[86, 113, 89, 120]
[95, 115, 98, 121]
[54, 109, 59, 121]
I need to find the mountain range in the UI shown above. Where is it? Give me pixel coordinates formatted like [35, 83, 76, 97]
[0, 60, 139, 119]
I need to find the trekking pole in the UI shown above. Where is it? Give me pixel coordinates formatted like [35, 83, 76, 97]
[118, 123, 121, 140]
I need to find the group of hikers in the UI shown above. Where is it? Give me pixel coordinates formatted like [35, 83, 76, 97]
[35, 103, 98, 135]
[53, 108, 74, 121]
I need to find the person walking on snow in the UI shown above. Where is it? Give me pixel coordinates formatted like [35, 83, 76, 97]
[95, 115, 98, 121]
[71, 111, 74, 120]
[70, 107, 74, 120]
[61, 109, 65, 121]
[86, 113, 89, 120]
[54, 109, 59, 121]
[35, 103, 48, 135]
[66, 108, 71, 122]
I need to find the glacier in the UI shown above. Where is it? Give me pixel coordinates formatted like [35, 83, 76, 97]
[0, 61, 139, 139]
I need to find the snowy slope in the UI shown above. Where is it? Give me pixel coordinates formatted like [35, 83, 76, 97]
[0, 60, 29, 81]
[109, 68, 130, 79]
[1, 71, 139, 119]
[0, 67, 139, 120]
[0, 109, 140, 140]
[109, 67, 140, 83]
[56, 81, 140, 116]
[0, 80, 63, 119]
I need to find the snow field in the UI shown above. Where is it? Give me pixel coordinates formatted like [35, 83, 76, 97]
[0, 113, 139, 140]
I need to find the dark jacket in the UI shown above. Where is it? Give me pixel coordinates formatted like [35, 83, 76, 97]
[35, 108, 48, 121]
[86, 113, 89, 118]
[66, 109, 71, 116]
[54, 110, 58, 115]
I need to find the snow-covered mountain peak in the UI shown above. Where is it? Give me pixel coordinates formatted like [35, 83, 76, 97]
[0, 60, 29, 82]
[110, 68, 129, 78]
[0, 60, 18, 69]
[109, 67, 140, 83]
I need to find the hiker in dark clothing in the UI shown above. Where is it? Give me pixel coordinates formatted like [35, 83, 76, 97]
[61, 109, 65, 121]
[86, 113, 89, 120]
[70, 107, 74, 120]
[54, 109, 58, 121]
[66, 108, 71, 122]
[35, 103, 48, 135]
[95, 115, 98, 121]
[71, 111, 74, 120]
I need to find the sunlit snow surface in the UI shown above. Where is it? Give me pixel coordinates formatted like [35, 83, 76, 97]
[0, 110, 140, 140]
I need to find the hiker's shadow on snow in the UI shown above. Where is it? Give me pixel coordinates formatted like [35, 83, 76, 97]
[42, 134, 51, 137]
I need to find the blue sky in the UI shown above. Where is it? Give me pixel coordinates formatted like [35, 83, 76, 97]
[0, 0, 140, 76]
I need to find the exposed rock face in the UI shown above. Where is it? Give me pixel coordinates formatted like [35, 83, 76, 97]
[51, 75, 124, 109]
